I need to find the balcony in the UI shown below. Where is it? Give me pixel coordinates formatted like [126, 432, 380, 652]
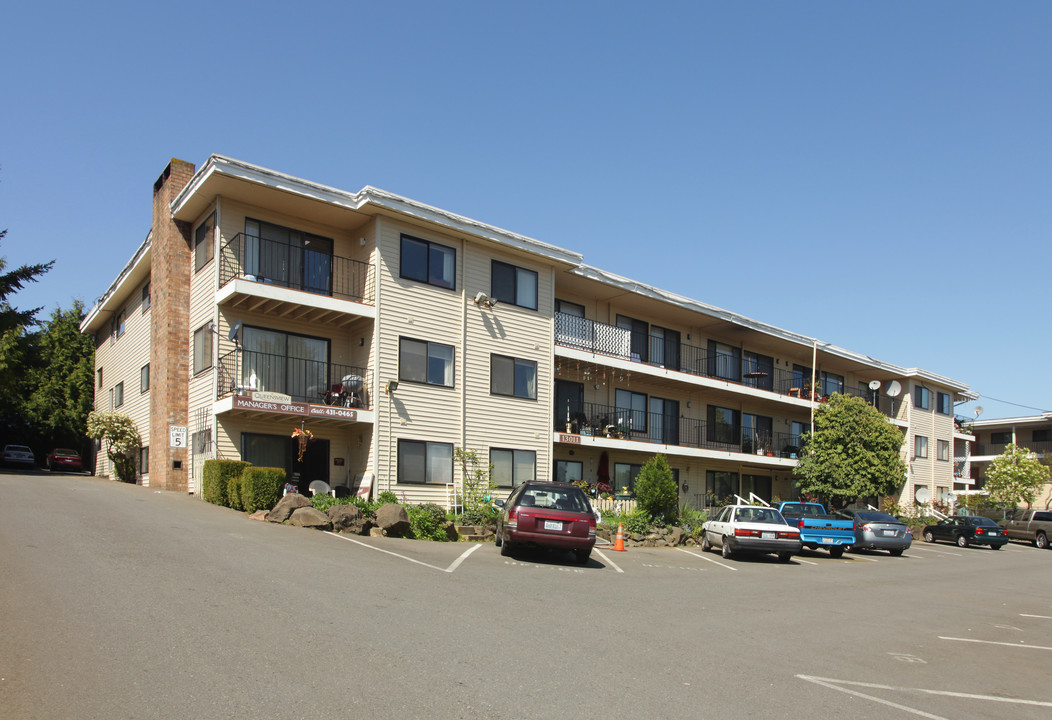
[219, 233, 375, 305]
[217, 349, 373, 410]
[555, 313, 896, 415]
[973, 440, 1052, 457]
[555, 401, 801, 458]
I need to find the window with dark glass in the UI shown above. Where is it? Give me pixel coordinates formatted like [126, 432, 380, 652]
[139, 446, 149, 475]
[400, 234, 455, 289]
[491, 448, 536, 487]
[244, 218, 333, 295]
[195, 212, 215, 272]
[820, 371, 844, 397]
[114, 382, 124, 408]
[193, 323, 213, 375]
[743, 413, 773, 454]
[708, 406, 741, 445]
[915, 435, 928, 458]
[615, 389, 647, 432]
[990, 431, 1012, 444]
[555, 460, 583, 483]
[142, 282, 151, 312]
[937, 439, 949, 461]
[936, 392, 952, 415]
[743, 351, 774, 391]
[741, 474, 773, 502]
[140, 363, 149, 393]
[649, 325, 681, 371]
[491, 355, 536, 399]
[400, 337, 455, 387]
[398, 440, 453, 485]
[648, 396, 680, 444]
[491, 260, 538, 310]
[706, 470, 739, 502]
[914, 386, 930, 410]
[616, 314, 649, 362]
[555, 299, 585, 317]
[708, 340, 740, 381]
[241, 326, 328, 401]
[792, 364, 812, 391]
[614, 463, 643, 494]
[1033, 429, 1051, 443]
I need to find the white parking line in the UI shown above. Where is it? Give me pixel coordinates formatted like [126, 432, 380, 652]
[798, 674, 1052, 714]
[908, 546, 963, 557]
[326, 532, 482, 573]
[592, 548, 624, 573]
[939, 636, 1052, 651]
[676, 547, 737, 571]
[794, 556, 819, 565]
[1020, 614, 1052, 620]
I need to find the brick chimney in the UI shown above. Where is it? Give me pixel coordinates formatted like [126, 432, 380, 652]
[149, 159, 195, 491]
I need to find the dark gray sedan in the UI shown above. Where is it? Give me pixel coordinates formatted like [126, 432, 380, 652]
[836, 509, 912, 556]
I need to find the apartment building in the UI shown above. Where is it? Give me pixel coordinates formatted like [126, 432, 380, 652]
[81, 155, 976, 510]
[962, 413, 1052, 508]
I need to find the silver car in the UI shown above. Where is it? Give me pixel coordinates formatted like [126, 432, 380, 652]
[836, 509, 912, 556]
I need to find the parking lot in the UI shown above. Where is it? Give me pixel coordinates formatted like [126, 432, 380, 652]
[4, 471, 1051, 720]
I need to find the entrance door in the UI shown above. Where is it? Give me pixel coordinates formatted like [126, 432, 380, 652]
[291, 437, 330, 495]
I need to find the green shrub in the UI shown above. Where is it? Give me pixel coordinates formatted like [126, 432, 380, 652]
[241, 466, 285, 513]
[407, 503, 451, 541]
[634, 454, 679, 523]
[227, 474, 243, 511]
[202, 460, 251, 507]
[376, 490, 398, 505]
[311, 494, 337, 513]
[458, 506, 495, 526]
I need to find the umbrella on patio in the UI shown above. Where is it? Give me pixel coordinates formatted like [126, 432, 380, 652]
[597, 451, 611, 494]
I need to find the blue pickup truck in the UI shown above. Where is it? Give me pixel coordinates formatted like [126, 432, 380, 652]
[774, 502, 855, 558]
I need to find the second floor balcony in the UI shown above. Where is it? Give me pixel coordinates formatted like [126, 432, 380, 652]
[220, 233, 375, 305]
[217, 349, 373, 410]
[555, 401, 802, 459]
[555, 312, 896, 415]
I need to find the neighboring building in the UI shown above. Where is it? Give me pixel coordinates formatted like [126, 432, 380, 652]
[964, 413, 1052, 509]
[81, 155, 976, 510]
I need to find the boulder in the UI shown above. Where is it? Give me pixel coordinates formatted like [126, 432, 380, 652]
[248, 510, 269, 522]
[288, 507, 333, 530]
[328, 504, 363, 534]
[369, 526, 386, 537]
[668, 526, 685, 546]
[442, 521, 460, 542]
[268, 493, 311, 523]
[375, 503, 411, 537]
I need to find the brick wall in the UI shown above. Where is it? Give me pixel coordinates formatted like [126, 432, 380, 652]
[148, 159, 195, 491]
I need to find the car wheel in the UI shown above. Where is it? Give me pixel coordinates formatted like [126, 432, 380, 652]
[494, 527, 502, 547]
[721, 538, 733, 559]
[701, 533, 712, 552]
[923, 530, 934, 543]
[889, 549, 904, 557]
[829, 546, 845, 559]
[574, 548, 591, 564]
[956, 534, 969, 548]
[777, 552, 792, 563]
[1037, 532, 1049, 550]
[990, 543, 1002, 550]
[500, 535, 513, 557]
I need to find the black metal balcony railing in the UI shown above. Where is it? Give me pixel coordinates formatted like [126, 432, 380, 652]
[555, 313, 897, 416]
[974, 441, 1052, 456]
[219, 233, 375, 304]
[556, 401, 800, 458]
[217, 349, 372, 410]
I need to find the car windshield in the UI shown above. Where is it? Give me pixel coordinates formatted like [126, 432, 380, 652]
[518, 486, 590, 513]
[735, 507, 785, 524]
[970, 517, 999, 527]
[857, 512, 899, 523]
[6, 445, 31, 452]
[780, 503, 823, 516]
[55, 449, 79, 456]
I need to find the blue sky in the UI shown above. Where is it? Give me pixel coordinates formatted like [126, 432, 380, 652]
[2, 1, 1049, 420]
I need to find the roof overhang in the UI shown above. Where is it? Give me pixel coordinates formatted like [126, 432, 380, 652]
[80, 231, 151, 334]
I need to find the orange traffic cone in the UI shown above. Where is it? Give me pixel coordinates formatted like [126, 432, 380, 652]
[612, 522, 627, 552]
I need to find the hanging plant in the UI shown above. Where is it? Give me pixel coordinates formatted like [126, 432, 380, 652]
[291, 427, 314, 462]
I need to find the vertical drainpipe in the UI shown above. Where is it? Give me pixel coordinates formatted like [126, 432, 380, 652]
[809, 339, 818, 437]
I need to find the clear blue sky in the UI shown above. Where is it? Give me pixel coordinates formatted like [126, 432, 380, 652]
[2, 1, 1049, 420]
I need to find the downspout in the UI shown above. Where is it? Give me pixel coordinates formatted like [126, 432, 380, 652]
[810, 339, 818, 437]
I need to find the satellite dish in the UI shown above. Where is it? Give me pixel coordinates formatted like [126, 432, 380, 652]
[886, 380, 902, 398]
[974, 406, 984, 418]
[228, 321, 242, 342]
[946, 491, 958, 503]
[915, 486, 931, 504]
[868, 380, 881, 391]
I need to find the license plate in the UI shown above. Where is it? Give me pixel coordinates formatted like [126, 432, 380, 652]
[762, 531, 775, 539]
[822, 537, 834, 544]
[882, 530, 896, 537]
[544, 520, 562, 531]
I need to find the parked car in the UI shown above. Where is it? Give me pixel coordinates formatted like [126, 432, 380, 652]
[46, 448, 83, 472]
[774, 501, 855, 558]
[835, 509, 912, 556]
[923, 516, 1007, 549]
[2, 444, 36, 468]
[494, 482, 597, 563]
[701, 505, 802, 562]
[1000, 509, 1052, 549]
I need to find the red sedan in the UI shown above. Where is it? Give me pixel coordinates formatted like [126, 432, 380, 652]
[494, 482, 597, 564]
[46, 448, 83, 472]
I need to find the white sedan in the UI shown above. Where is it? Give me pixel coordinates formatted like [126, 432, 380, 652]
[702, 505, 802, 562]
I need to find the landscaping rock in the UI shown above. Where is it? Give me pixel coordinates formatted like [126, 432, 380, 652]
[668, 527, 685, 546]
[268, 494, 311, 523]
[369, 526, 385, 537]
[442, 521, 460, 541]
[328, 504, 363, 534]
[375, 503, 411, 537]
[288, 507, 333, 530]
[248, 510, 269, 522]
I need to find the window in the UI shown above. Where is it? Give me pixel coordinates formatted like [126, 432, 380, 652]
[936, 392, 951, 415]
[937, 439, 949, 461]
[111, 310, 125, 340]
[616, 314, 649, 362]
[708, 406, 741, 445]
[1033, 429, 1051, 443]
[141, 282, 151, 312]
[400, 234, 455, 289]
[820, 371, 844, 397]
[97, 368, 103, 389]
[491, 448, 536, 487]
[491, 260, 538, 310]
[915, 435, 928, 459]
[709, 341, 740, 381]
[649, 325, 681, 371]
[244, 218, 334, 294]
[400, 337, 455, 387]
[914, 386, 930, 410]
[491, 354, 537, 399]
[706, 470, 739, 502]
[741, 475, 773, 503]
[140, 364, 150, 393]
[555, 299, 585, 317]
[554, 460, 583, 483]
[790, 421, 808, 451]
[614, 463, 643, 494]
[648, 396, 680, 444]
[194, 212, 215, 272]
[139, 446, 149, 475]
[193, 323, 213, 375]
[109, 387, 114, 409]
[397, 440, 453, 485]
[114, 382, 124, 408]
[743, 413, 773, 454]
[743, 351, 774, 391]
[990, 431, 1012, 444]
[792, 364, 812, 390]
[615, 389, 647, 432]
[242, 327, 328, 401]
